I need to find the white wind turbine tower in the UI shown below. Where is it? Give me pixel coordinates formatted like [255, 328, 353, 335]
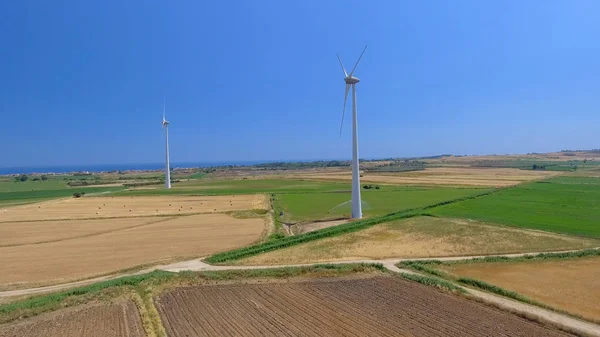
[162, 99, 171, 189]
[337, 45, 367, 219]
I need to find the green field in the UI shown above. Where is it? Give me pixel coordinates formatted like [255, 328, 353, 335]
[278, 187, 486, 222]
[433, 176, 600, 237]
[0, 179, 124, 206]
[0, 180, 67, 193]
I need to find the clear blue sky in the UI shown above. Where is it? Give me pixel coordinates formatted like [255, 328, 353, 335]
[1, 1, 599, 167]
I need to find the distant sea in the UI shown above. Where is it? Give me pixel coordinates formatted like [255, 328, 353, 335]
[0, 161, 277, 175]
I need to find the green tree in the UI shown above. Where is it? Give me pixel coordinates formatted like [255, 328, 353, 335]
[14, 174, 29, 182]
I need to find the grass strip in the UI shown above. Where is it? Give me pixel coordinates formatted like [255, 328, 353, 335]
[398, 273, 466, 294]
[131, 291, 161, 337]
[463, 248, 600, 264]
[0, 270, 174, 317]
[399, 261, 449, 278]
[399, 248, 600, 270]
[135, 285, 167, 337]
[457, 277, 532, 303]
[189, 263, 387, 281]
[206, 189, 499, 263]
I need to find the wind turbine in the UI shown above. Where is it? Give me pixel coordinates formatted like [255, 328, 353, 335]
[162, 99, 171, 189]
[337, 45, 367, 219]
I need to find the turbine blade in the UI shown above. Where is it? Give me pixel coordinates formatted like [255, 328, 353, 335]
[349, 45, 367, 76]
[339, 83, 351, 137]
[336, 53, 348, 77]
[162, 96, 166, 121]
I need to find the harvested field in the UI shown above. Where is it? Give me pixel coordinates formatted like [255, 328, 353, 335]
[237, 217, 599, 265]
[288, 167, 558, 186]
[155, 276, 574, 337]
[0, 195, 268, 222]
[0, 217, 172, 247]
[0, 213, 265, 288]
[440, 256, 600, 322]
[0, 300, 144, 337]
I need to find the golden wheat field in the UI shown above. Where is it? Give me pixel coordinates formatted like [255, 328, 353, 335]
[0, 213, 265, 288]
[0, 195, 269, 289]
[0, 195, 268, 222]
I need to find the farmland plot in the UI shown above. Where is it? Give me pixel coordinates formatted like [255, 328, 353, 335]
[238, 217, 599, 265]
[433, 176, 600, 237]
[0, 300, 144, 337]
[155, 276, 573, 337]
[0, 214, 265, 287]
[440, 256, 600, 322]
[287, 167, 558, 187]
[0, 195, 267, 222]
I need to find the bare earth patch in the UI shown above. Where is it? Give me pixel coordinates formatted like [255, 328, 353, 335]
[0, 195, 268, 222]
[286, 167, 559, 187]
[0, 300, 144, 337]
[439, 256, 600, 322]
[292, 219, 350, 235]
[0, 214, 265, 288]
[155, 276, 573, 337]
[237, 217, 599, 265]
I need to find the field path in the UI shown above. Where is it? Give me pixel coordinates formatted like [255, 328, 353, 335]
[1, 249, 599, 336]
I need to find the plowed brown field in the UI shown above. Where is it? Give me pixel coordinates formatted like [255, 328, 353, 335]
[0, 195, 267, 222]
[440, 256, 600, 322]
[0, 300, 144, 337]
[155, 276, 573, 337]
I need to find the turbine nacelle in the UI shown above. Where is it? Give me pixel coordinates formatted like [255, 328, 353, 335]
[344, 76, 360, 85]
[337, 45, 367, 137]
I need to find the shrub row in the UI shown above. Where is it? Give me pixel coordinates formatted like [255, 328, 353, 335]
[453, 248, 600, 266]
[399, 261, 448, 278]
[399, 273, 466, 294]
[457, 277, 533, 303]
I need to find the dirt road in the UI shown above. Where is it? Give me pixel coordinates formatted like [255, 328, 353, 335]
[1, 249, 599, 336]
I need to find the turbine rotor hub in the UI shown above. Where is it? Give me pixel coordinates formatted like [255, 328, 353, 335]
[344, 76, 360, 84]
